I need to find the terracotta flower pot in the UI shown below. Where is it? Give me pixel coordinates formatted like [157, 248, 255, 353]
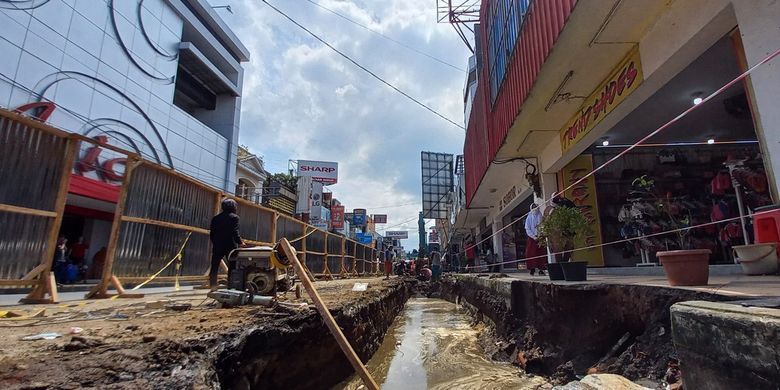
[657, 249, 711, 286]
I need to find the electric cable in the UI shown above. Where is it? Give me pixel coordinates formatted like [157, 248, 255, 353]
[261, 0, 465, 130]
[303, 0, 465, 72]
[456, 45, 780, 256]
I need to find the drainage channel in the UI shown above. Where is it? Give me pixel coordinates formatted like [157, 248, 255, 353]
[337, 298, 547, 389]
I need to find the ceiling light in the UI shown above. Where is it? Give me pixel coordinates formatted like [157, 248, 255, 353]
[707, 138, 715, 145]
[601, 140, 610, 147]
[691, 92, 704, 105]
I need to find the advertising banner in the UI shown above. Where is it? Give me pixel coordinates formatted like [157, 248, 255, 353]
[356, 233, 373, 245]
[331, 205, 345, 229]
[560, 47, 643, 152]
[558, 154, 605, 266]
[385, 231, 409, 239]
[428, 229, 440, 244]
[372, 214, 388, 224]
[295, 176, 313, 214]
[297, 160, 338, 184]
[345, 212, 353, 224]
[352, 208, 367, 226]
[309, 182, 324, 219]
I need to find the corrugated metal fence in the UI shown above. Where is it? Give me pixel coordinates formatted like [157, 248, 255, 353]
[0, 108, 379, 302]
[465, 0, 577, 206]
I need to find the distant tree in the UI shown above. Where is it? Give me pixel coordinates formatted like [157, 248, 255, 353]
[268, 172, 297, 190]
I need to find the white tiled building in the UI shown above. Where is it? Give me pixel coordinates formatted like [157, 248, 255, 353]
[0, 0, 249, 190]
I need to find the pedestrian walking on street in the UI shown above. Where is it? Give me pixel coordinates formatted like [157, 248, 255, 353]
[209, 198, 244, 289]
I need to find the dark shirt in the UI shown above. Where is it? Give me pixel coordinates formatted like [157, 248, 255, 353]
[210, 212, 242, 250]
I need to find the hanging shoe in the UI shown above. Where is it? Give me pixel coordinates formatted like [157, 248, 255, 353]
[530, 268, 536, 276]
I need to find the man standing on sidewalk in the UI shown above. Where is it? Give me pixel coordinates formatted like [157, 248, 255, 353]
[209, 198, 243, 289]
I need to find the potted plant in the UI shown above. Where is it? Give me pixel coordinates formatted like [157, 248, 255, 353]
[632, 175, 710, 286]
[538, 205, 591, 281]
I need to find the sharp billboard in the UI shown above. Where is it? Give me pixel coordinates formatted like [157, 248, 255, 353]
[385, 231, 409, 239]
[297, 160, 338, 185]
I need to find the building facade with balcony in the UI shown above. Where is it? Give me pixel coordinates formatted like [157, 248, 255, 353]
[457, 0, 780, 268]
[235, 146, 267, 204]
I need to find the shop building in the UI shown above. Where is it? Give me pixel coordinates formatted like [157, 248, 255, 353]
[0, 0, 248, 268]
[455, 0, 780, 268]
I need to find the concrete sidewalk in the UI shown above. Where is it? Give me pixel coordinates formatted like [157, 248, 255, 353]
[492, 272, 780, 298]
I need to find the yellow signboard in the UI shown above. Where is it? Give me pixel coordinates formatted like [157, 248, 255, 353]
[560, 47, 643, 151]
[559, 155, 605, 266]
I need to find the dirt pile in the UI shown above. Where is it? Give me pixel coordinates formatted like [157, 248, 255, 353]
[0, 277, 412, 390]
[440, 276, 731, 386]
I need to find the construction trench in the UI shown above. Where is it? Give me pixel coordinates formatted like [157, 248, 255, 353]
[0, 275, 735, 390]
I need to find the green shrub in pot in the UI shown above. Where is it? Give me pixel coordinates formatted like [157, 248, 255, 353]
[537, 206, 590, 262]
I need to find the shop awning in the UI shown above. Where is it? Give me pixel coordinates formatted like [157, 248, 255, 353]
[68, 175, 120, 203]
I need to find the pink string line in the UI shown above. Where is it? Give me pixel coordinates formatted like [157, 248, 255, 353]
[474, 209, 773, 268]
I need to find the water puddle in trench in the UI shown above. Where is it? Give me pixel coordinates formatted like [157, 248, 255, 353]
[337, 298, 546, 390]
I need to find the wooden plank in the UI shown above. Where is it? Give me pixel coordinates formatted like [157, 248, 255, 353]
[305, 251, 327, 256]
[24, 138, 79, 302]
[271, 213, 279, 243]
[341, 237, 348, 276]
[323, 233, 330, 276]
[0, 109, 140, 160]
[0, 279, 37, 286]
[121, 216, 210, 235]
[21, 263, 46, 280]
[278, 238, 379, 390]
[90, 157, 140, 298]
[117, 275, 208, 283]
[111, 275, 127, 295]
[47, 272, 59, 303]
[0, 203, 57, 218]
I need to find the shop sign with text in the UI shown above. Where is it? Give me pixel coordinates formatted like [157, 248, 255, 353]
[385, 231, 409, 239]
[372, 214, 387, 224]
[560, 47, 643, 152]
[559, 155, 604, 266]
[331, 205, 345, 229]
[297, 160, 338, 184]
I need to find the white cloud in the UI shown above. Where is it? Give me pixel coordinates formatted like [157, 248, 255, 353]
[221, 0, 470, 250]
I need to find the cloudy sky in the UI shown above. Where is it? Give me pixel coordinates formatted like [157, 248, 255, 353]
[215, 0, 471, 250]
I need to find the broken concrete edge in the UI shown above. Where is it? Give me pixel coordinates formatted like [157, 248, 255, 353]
[214, 279, 416, 390]
[670, 300, 780, 390]
[441, 274, 739, 385]
[553, 373, 653, 390]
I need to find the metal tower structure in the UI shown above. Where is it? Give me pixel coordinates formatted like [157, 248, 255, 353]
[436, 0, 481, 53]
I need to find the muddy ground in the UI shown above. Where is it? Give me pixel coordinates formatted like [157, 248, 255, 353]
[0, 277, 412, 390]
[438, 275, 735, 387]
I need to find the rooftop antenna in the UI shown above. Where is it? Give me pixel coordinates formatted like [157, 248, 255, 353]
[436, 0, 480, 53]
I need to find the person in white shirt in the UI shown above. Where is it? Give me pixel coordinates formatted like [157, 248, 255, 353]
[524, 204, 547, 276]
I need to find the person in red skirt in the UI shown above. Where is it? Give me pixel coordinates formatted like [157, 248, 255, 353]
[524, 204, 547, 276]
[384, 247, 394, 279]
